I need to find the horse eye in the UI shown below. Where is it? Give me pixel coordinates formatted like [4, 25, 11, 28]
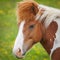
[29, 25, 34, 30]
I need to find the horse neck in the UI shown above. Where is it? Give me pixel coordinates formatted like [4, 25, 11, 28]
[40, 21, 55, 54]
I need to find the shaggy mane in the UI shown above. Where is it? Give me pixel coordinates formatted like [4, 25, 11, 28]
[17, 0, 39, 25]
[38, 5, 60, 28]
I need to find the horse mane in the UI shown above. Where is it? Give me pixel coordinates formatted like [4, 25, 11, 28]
[16, 0, 39, 25]
[37, 4, 60, 28]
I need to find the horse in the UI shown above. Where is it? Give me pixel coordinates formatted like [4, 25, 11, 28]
[13, 0, 60, 60]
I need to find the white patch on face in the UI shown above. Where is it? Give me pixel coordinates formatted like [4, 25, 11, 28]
[13, 21, 25, 55]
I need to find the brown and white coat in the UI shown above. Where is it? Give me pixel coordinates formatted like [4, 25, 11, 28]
[13, 0, 60, 60]
[37, 4, 60, 59]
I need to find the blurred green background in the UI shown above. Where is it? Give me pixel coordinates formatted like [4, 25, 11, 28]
[0, 0, 60, 60]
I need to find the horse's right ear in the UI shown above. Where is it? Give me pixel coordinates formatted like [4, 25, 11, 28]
[30, 3, 38, 15]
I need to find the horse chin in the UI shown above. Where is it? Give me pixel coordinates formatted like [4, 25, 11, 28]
[16, 55, 24, 59]
[15, 52, 25, 59]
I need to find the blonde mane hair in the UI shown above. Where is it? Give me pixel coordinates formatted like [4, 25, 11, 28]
[16, 0, 39, 25]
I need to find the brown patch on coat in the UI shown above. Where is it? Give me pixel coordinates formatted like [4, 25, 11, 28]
[51, 48, 60, 60]
[45, 21, 58, 48]
[17, 1, 39, 26]
[41, 21, 58, 54]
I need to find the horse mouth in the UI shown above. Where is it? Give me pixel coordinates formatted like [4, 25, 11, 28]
[16, 49, 30, 59]
[13, 49, 25, 59]
[16, 55, 24, 59]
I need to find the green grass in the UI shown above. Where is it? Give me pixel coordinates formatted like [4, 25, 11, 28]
[0, 0, 60, 60]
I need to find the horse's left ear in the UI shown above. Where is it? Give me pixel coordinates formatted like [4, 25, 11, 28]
[30, 2, 39, 15]
[35, 8, 45, 22]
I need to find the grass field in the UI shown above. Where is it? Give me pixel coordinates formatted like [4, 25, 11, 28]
[0, 0, 60, 60]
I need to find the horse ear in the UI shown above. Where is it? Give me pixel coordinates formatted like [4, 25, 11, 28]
[35, 8, 45, 22]
[30, 2, 39, 15]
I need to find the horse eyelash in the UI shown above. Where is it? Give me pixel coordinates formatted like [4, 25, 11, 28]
[29, 24, 35, 30]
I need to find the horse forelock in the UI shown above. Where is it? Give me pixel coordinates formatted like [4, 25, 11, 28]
[16, 0, 39, 25]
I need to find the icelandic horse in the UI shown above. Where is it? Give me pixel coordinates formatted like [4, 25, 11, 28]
[13, 0, 60, 60]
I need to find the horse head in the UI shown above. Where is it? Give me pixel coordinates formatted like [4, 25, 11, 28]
[13, 0, 44, 58]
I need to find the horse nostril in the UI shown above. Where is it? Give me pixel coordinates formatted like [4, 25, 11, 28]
[18, 48, 21, 52]
[16, 48, 21, 55]
[15, 48, 22, 58]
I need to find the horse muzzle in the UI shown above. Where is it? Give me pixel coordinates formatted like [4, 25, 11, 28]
[13, 48, 25, 59]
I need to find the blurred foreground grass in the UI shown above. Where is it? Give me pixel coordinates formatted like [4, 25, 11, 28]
[0, 0, 60, 60]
